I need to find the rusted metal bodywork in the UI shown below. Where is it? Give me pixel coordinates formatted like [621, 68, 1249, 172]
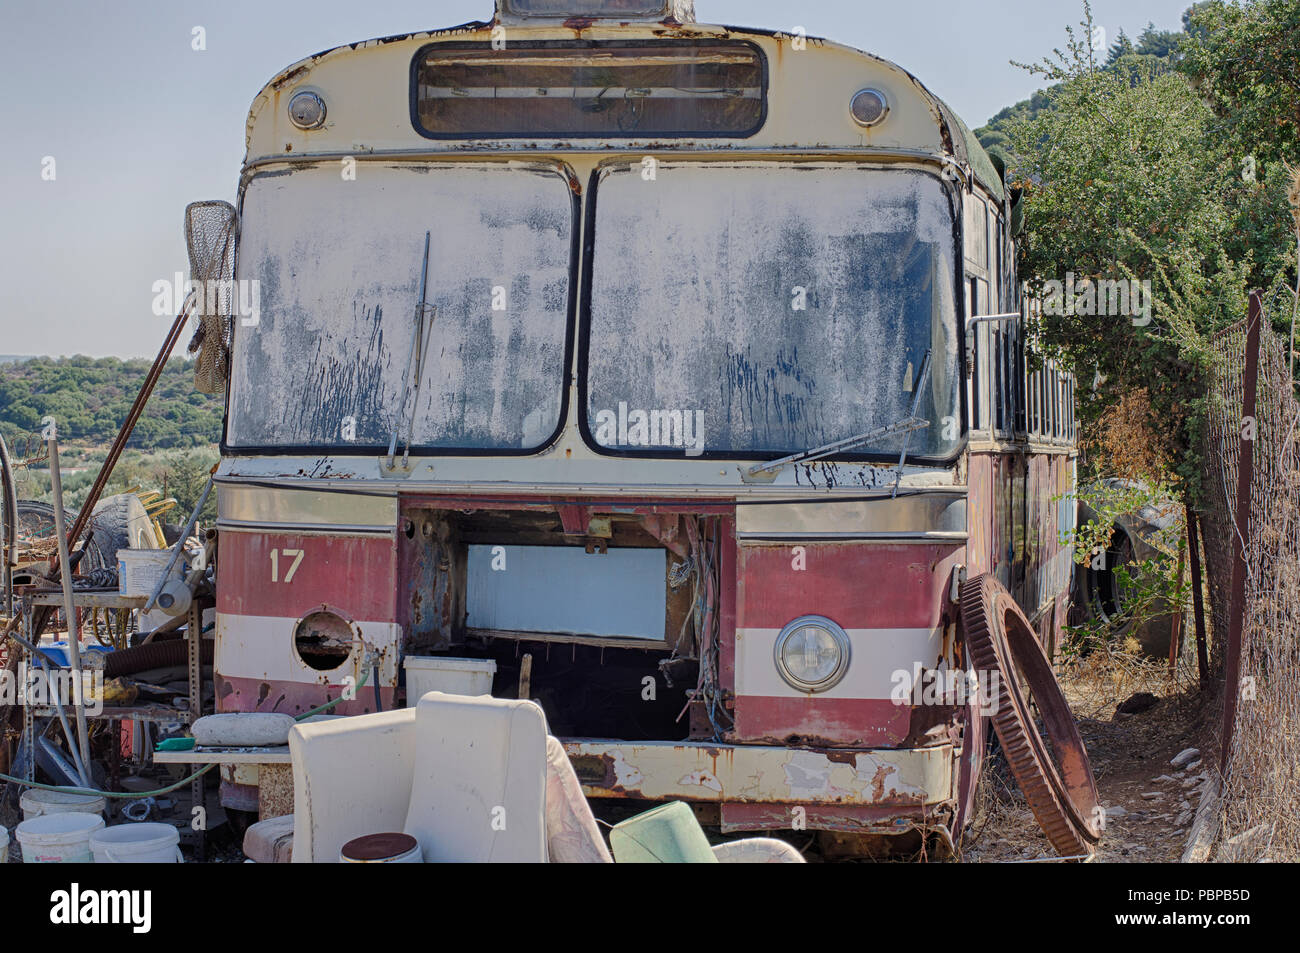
[210, 10, 1077, 844]
[563, 738, 952, 834]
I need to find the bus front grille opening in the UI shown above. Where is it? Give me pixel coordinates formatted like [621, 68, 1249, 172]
[398, 505, 727, 740]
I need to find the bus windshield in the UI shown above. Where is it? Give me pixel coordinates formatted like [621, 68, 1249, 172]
[583, 163, 961, 461]
[227, 161, 574, 452]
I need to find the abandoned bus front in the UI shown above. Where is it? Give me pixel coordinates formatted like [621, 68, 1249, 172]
[210, 0, 1076, 850]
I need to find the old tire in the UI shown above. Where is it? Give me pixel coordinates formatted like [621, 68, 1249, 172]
[960, 573, 1103, 857]
[91, 493, 159, 557]
[1074, 481, 1181, 658]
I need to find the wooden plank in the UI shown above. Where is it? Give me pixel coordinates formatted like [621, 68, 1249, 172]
[1180, 776, 1220, 863]
[25, 590, 147, 609]
[29, 705, 191, 723]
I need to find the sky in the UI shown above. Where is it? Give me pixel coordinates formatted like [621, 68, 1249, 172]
[0, 0, 1196, 358]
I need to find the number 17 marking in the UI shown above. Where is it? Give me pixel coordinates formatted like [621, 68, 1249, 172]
[270, 548, 304, 583]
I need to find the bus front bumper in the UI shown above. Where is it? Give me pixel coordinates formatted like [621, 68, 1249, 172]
[560, 739, 956, 833]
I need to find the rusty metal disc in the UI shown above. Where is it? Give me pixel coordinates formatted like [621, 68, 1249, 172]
[959, 573, 1102, 857]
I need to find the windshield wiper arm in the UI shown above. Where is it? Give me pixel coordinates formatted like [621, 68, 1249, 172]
[746, 348, 934, 480]
[386, 231, 435, 470]
[747, 415, 930, 477]
[891, 348, 932, 498]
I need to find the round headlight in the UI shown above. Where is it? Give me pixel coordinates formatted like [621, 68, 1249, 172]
[850, 88, 889, 127]
[288, 90, 327, 130]
[774, 615, 851, 693]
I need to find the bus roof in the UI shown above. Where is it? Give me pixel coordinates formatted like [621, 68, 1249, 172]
[244, 20, 1004, 202]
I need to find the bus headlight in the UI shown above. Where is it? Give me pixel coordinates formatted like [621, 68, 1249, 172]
[774, 615, 851, 693]
[850, 88, 888, 127]
[288, 90, 327, 130]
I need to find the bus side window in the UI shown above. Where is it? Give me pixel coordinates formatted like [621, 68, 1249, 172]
[969, 277, 979, 431]
[988, 205, 999, 308]
[1069, 378, 1076, 440]
[1036, 361, 1047, 439]
[970, 277, 991, 432]
[965, 197, 988, 274]
[1031, 363, 1039, 438]
[993, 325, 1004, 433]
[1045, 366, 1055, 439]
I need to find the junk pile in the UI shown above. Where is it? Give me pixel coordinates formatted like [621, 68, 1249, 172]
[0, 274, 222, 863]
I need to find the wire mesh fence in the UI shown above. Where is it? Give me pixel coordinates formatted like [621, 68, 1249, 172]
[1202, 292, 1300, 862]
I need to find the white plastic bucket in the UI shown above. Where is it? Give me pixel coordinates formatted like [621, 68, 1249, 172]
[20, 789, 107, 822]
[16, 812, 105, 863]
[117, 548, 182, 598]
[0, 825, 8, 863]
[404, 656, 496, 705]
[90, 823, 183, 863]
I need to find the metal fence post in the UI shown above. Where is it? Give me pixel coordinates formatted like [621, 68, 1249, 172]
[1220, 291, 1262, 776]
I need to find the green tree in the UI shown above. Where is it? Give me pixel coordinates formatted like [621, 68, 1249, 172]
[1180, 0, 1300, 170]
[1006, 1, 1294, 492]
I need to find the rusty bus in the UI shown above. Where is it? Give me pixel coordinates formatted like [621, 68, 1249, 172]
[201, 0, 1083, 853]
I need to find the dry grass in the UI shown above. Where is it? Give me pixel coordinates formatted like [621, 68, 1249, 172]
[1059, 635, 1198, 721]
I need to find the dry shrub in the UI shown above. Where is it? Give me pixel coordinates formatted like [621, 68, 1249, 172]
[1059, 634, 1197, 720]
[1079, 388, 1173, 484]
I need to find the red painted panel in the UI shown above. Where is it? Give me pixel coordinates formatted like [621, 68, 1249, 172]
[734, 696, 912, 746]
[737, 543, 960, 630]
[967, 453, 993, 576]
[216, 531, 397, 622]
[216, 673, 395, 717]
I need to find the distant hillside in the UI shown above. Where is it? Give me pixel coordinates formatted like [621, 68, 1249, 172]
[0, 356, 223, 450]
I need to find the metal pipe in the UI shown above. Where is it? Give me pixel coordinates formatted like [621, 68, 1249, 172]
[0, 430, 16, 617]
[1186, 507, 1209, 685]
[1167, 533, 1186, 682]
[40, 659, 91, 788]
[47, 434, 92, 785]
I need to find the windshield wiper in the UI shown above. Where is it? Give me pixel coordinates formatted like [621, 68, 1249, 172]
[747, 416, 930, 477]
[745, 348, 933, 481]
[891, 348, 932, 498]
[386, 231, 435, 470]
